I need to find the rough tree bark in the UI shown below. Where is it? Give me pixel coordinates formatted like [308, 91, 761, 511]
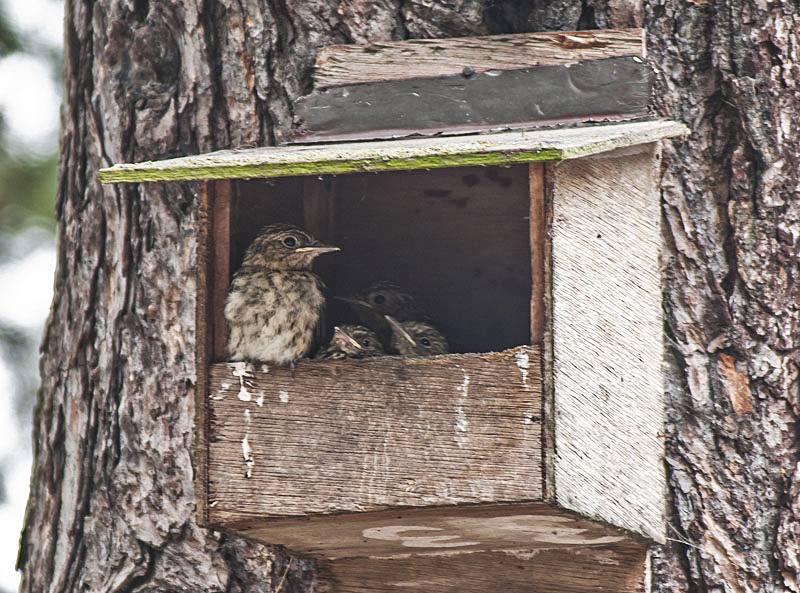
[18, 1, 798, 592]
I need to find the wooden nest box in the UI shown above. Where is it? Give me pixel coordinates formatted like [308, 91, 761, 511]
[101, 28, 689, 593]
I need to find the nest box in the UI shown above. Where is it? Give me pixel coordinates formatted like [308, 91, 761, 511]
[101, 28, 689, 593]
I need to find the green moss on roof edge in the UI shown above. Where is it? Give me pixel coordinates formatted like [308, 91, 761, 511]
[98, 149, 565, 183]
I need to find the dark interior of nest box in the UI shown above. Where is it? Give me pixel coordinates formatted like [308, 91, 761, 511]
[206, 163, 543, 360]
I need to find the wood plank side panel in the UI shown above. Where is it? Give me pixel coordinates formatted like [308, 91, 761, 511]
[195, 181, 213, 525]
[542, 164, 557, 502]
[529, 162, 545, 347]
[550, 146, 666, 541]
[212, 179, 231, 361]
[314, 28, 646, 87]
[207, 348, 543, 523]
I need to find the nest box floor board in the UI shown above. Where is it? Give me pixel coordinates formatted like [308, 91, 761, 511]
[226, 503, 649, 593]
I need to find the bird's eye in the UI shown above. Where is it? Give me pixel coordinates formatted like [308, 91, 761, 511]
[362, 340, 370, 347]
[421, 338, 431, 346]
[373, 294, 386, 304]
[282, 236, 297, 247]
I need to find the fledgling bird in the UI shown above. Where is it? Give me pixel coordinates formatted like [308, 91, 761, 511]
[337, 281, 429, 348]
[314, 325, 385, 360]
[385, 315, 450, 357]
[339, 281, 429, 323]
[225, 223, 339, 364]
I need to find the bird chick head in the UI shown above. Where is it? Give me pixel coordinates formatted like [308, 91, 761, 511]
[338, 281, 426, 321]
[243, 223, 339, 270]
[331, 325, 384, 357]
[385, 315, 449, 356]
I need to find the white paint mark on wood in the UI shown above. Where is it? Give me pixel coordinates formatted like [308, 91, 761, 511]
[260, 364, 270, 373]
[523, 412, 536, 424]
[232, 361, 253, 377]
[454, 408, 469, 434]
[232, 361, 254, 402]
[209, 500, 218, 508]
[465, 515, 625, 545]
[220, 382, 231, 391]
[278, 390, 289, 403]
[242, 435, 254, 478]
[363, 526, 480, 548]
[256, 391, 265, 407]
[515, 352, 530, 387]
[454, 373, 470, 447]
[244, 409, 251, 424]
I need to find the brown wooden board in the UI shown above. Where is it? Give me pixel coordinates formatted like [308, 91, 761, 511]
[228, 503, 647, 593]
[292, 56, 654, 143]
[549, 147, 666, 542]
[207, 347, 542, 523]
[314, 28, 645, 87]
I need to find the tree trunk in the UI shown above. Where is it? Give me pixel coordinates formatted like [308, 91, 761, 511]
[18, 1, 798, 592]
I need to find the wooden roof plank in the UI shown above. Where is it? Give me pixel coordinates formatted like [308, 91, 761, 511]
[98, 120, 689, 184]
[314, 28, 645, 87]
[293, 56, 654, 143]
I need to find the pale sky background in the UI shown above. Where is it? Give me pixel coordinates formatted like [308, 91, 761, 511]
[0, 0, 63, 590]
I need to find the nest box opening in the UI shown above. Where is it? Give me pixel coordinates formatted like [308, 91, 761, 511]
[210, 163, 541, 361]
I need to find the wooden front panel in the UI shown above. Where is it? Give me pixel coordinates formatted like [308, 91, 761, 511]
[207, 347, 542, 523]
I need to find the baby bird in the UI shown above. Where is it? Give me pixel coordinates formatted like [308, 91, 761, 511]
[225, 223, 339, 364]
[315, 325, 385, 360]
[340, 281, 428, 322]
[337, 281, 429, 348]
[385, 315, 450, 357]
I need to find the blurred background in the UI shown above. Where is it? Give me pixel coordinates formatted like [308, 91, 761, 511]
[0, 0, 62, 591]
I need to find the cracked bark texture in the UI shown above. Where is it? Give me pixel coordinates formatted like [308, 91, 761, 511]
[18, 0, 798, 592]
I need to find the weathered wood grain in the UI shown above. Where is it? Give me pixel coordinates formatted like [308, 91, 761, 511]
[229, 503, 648, 593]
[293, 56, 655, 143]
[317, 545, 647, 593]
[530, 163, 546, 347]
[98, 120, 688, 183]
[550, 145, 665, 542]
[313, 28, 645, 87]
[207, 348, 542, 523]
[196, 182, 213, 526]
[212, 180, 232, 361]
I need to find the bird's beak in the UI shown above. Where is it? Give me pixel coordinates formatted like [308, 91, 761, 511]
[332, 326, 363, 350]
[385, 315, 416, 347]
[295, 245, 340, 257]
[335, 296, 372, 310]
